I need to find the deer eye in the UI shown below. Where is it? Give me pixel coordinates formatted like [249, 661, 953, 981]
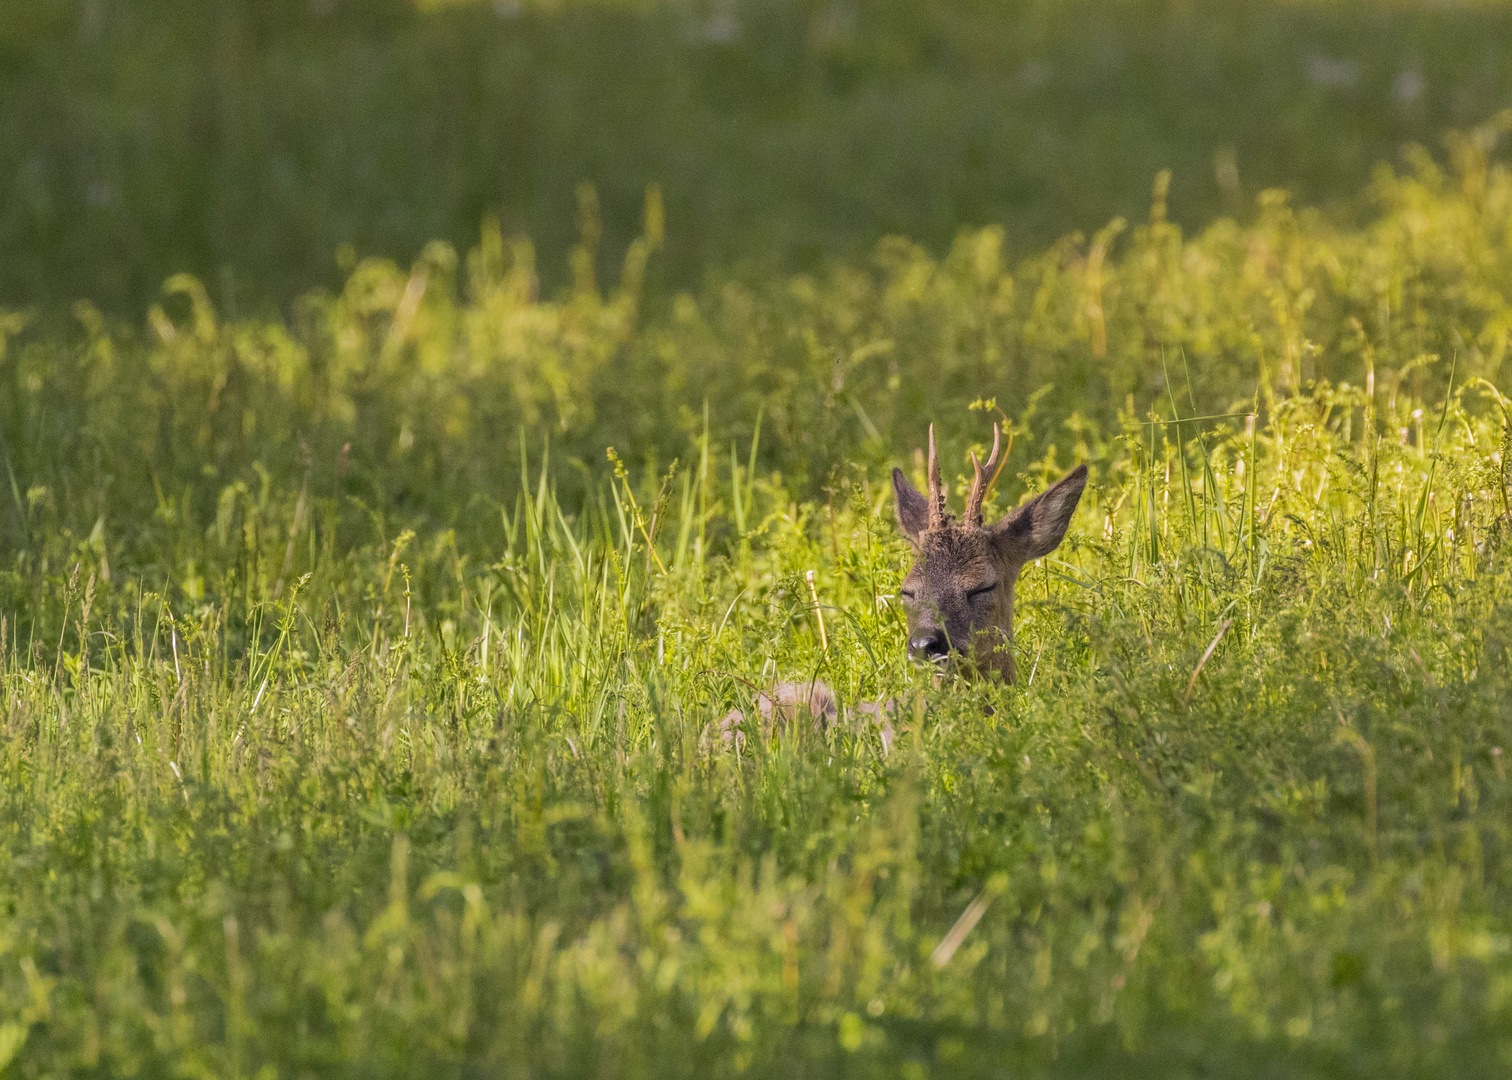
[967, 582, 998, 600]
[899, 586, 917, 600]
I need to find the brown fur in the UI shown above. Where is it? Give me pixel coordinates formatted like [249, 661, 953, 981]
[703, 424, 1084, 754]
[704, 681, 897, 755]
[706, 680, 836, 752]
[892, 424, 1087, 681]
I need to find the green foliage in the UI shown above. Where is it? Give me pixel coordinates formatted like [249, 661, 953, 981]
[10, 0, 1512, 311]
[5, 136, 1512, 1074]
[11, 130, 1512, 544]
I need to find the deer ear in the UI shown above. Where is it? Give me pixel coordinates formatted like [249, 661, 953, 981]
[990, 464, 1087, 562]
[892, 467, 929, 543]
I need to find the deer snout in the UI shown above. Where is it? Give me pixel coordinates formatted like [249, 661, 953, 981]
[908, 627, 951, 664]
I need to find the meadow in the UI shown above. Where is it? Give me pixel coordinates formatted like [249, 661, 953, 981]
[6, 1, 1512, 1074]
[1, 119, 1512, 1074]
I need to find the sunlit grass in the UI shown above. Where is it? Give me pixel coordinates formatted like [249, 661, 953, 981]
[3, 362, 1511, 1074]
[6, 133, 1512, 1076]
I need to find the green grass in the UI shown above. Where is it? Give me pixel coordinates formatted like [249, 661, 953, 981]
[4, 127, 1512, 1075]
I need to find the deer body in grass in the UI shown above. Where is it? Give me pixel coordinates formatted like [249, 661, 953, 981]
[708, 422, 1086, 750]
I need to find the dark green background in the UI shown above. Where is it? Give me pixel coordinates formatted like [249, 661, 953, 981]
[6, 0, 1512, 314]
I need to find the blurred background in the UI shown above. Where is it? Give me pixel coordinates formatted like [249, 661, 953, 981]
[7, 0, 1511, 316]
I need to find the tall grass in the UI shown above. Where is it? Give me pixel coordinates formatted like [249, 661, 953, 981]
[12, 124, 1512, 546]
[6, 131, 1512, 1076]
[2, 343, 1512, 1074]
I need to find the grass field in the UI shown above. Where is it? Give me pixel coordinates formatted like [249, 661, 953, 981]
[6, 2, 1512, 1076]
[3, 132, 1512, 1074]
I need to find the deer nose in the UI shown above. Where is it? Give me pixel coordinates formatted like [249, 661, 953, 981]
[909, 628, 950, 664]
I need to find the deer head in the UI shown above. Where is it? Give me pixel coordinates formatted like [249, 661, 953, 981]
[892, 422, 1087, 682]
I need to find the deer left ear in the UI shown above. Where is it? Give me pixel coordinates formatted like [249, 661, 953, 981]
[990, 464, 1087, 561]
[892, 467, 929, 544]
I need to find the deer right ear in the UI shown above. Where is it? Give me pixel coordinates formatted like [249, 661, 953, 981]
[989, 464, 1087, 562]
[892, 467, 929, 543]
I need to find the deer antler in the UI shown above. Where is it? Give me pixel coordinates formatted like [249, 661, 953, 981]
[926, 423, 948, 528]
[964, 421, 1003, 527]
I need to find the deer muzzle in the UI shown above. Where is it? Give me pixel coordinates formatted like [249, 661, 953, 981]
[908, 627, 951, 664]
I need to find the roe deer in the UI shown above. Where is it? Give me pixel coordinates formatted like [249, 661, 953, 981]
[892, 422, 1086, 682]
[706, 421, 1086, 751]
